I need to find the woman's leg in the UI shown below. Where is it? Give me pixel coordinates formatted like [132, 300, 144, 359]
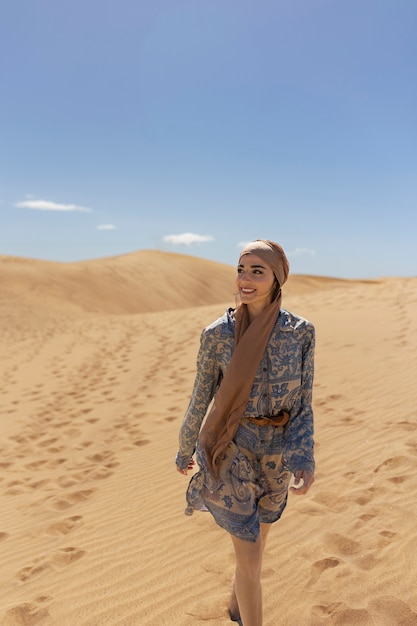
[228, 522, 273, 626]
[230, 533, 262, 626]
[260, 521, 272, 550]
[229, 523, 272, 622]
[228, 575, 240, 622]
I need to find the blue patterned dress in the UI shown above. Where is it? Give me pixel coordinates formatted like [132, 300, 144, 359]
[176, 308, 315, 542]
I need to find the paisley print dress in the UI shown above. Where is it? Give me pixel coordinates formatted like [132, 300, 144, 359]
[176, 308, 315, 542]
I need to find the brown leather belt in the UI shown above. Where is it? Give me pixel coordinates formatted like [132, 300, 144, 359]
[248, 411, 290, 427]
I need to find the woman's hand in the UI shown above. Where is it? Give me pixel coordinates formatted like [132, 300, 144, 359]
[290, 469, 314, 495]
[176, 459, 195, 475]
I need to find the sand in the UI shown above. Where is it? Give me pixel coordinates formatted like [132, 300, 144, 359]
[1, 250, 417, 626]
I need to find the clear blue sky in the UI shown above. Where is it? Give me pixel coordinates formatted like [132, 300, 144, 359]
[1, 0, 416, 278]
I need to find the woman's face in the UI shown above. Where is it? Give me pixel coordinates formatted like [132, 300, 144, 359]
[236, 253, 276, 310]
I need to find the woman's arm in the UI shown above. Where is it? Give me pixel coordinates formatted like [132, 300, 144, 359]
[176, 328, 221, 471]
[283, 322, 315, 476]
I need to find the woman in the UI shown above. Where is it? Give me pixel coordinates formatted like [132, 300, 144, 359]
[176, 240, 315, 626]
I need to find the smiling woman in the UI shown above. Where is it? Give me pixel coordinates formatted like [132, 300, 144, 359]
[236, 254, 278, 317]
[176, 239, 315, 626]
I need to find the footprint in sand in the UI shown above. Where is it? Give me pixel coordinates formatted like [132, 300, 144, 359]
[16, 547, 85, 582]
[26, 479, 52, 491]
[77, 440, 93, 449]
[50, 488, 96, 511]
[3, 484, 28, 496]
[56, 476, 79, 489]
[323, 533, 361, 556]
[185, 598, 225, 621]
[405, 440, 417, 455]
[16, 561, 51, 582]
[24, 460, 48, 471]
[373, 455, 410, 473]
[388, 474, 410, 484]
[43, 515, 83, 537]
[369, 595, 417, 623]
[325, 531, 380, 572]
[376, 530, 398, 550]
[37, 437, 58, 448]
[51, 546, 85, 566]
[309, 557, 341, 584]
[354, 486, 378, 506]
[398, 420, 417, 431]
[356, 509, 379, 524]
[378, 530, 397, 540]
[311, 602, 373, 625]
[46, 446, 65, 454]
[312, 490, 348, 513]
[295, 501, 327, 516]
[0, 460, 14, 469]
[1, 598, 52, 625]
[46, 457, 68, 469]
[85, 467, 114, 480]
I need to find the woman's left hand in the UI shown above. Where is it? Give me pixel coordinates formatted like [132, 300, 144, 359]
[290, 469, 314, 495]
[176, 458, 195, 475]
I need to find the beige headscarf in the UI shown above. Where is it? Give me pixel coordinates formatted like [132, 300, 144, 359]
[199, 240, 290, 476]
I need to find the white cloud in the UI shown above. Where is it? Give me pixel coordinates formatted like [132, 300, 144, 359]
[15, 199, 93, 212]
[237, 243, 316, 258]
[163, 232, 214, 246]
[97, 224, 116, 230]
[288, 247, 316, 257]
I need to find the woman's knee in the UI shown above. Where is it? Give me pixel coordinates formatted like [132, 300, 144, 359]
[237, 558, 262, 581]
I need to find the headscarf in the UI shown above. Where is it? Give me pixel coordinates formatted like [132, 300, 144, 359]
[199, 240, 290, 476]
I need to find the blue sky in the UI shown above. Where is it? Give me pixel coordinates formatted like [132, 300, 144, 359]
[1, 0, 416, 278]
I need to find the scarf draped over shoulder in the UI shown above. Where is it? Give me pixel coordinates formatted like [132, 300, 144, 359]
[198, 240, 290, 476]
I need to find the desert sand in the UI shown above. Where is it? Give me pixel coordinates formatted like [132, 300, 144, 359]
[1, 250, 417, 626]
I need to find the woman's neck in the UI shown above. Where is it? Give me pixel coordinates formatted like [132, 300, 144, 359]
[246, 302, 270, 322]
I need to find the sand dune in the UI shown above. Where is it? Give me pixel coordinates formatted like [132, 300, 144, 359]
[0, 251, 357, 315]
[0, 251, 237, 314]
[1, 251, 417, 625]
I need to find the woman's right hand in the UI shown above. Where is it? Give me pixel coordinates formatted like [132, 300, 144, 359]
[177, 459, 195, 475]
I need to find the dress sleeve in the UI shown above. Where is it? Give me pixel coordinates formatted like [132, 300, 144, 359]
[175, 328, 221, 470]
[283, 322, 315, 474]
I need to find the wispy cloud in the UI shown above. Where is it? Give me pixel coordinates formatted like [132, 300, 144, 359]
[237, 243, 316, 258]
[15, 199, 93, 212]
[97, 224, 116, 230]
[163, 232, 214, 246]
[288, 247, 316, 257]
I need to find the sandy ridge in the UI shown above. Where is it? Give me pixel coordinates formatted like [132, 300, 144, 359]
[1, 249, 366, 315]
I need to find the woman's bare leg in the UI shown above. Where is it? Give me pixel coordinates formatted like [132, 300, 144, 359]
[260, 521, 272, 550]
[228, 523, 273, 626]
[228, 573, 240, 621]
[228, 523, 272, 622]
